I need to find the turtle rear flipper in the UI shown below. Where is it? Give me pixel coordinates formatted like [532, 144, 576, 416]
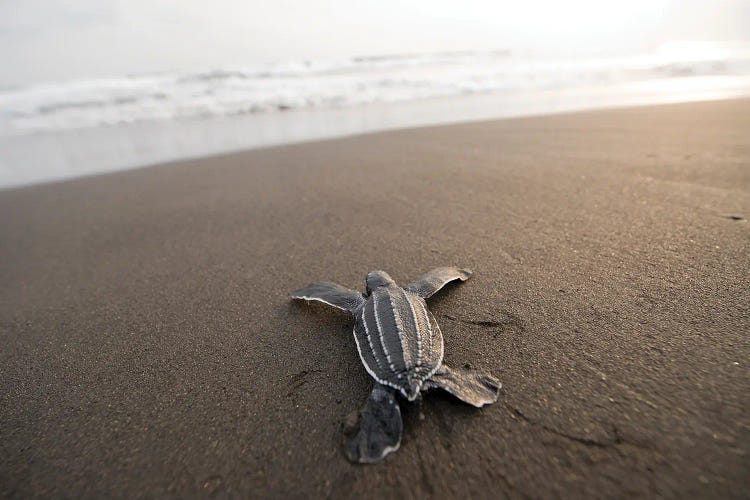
[425, 365, 500, 407]
[290, 282, 365, 312]
[345, 385, 402, 464]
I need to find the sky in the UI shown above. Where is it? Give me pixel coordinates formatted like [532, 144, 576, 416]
[1, 0, 749, 85]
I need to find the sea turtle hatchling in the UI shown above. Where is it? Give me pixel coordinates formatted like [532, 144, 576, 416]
[291, 267, 501, 463]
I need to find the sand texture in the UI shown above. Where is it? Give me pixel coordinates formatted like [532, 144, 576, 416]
[1, 99, 749, 498]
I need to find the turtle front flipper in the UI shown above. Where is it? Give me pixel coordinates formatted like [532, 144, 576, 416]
[345, 385, 403, 464]
[425, 365, 501, 408]
[290, 282, 365, 312]
[404, 267, 472, 299]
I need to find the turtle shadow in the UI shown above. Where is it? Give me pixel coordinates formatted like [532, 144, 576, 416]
[402, 390, 476, 421]
[400, 389, 492, 441]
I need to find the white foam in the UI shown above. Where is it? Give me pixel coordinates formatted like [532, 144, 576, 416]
[2, 43, 749, 136]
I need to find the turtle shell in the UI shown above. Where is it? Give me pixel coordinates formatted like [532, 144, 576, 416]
[352, 284, 444, 400]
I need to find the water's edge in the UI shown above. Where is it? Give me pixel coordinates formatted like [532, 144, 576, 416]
[2, 80, 750, 190]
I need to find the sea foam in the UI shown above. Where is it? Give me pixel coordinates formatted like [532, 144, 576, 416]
[2, 43, 749, 136]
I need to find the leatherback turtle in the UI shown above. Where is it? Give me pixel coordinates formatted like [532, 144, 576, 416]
[291, 267, 501, 463]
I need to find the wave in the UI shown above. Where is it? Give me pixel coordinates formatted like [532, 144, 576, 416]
[1, 45, 749, 135]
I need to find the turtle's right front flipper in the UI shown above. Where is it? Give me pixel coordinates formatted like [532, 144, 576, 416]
[404, 267, 472, 299]
[290, 282, 365, 312]
[425, 365, 501, 407]
[345, 385, 403, 464]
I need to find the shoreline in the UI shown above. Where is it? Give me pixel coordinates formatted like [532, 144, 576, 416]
[2, 84, 750, 190]
[1, 98, 748, 497]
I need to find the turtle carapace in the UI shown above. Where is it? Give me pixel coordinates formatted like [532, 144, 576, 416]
[291, 267, 501, 464]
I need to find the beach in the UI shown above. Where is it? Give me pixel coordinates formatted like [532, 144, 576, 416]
[1, 98, 748, 497]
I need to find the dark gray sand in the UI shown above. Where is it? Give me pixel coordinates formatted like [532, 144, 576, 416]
[1, 99, 749, 498]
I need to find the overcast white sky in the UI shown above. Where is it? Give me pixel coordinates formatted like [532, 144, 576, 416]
[1, 0, 749, 85]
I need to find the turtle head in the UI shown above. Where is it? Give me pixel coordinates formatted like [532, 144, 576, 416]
[365, 270, 395, 294]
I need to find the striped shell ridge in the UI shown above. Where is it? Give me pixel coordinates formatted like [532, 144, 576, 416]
[352, 284, 444, 400]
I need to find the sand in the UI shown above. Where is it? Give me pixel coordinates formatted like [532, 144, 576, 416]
[1, 99, 748, 498]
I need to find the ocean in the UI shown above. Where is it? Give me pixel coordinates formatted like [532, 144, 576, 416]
[2, 42, 750, 188]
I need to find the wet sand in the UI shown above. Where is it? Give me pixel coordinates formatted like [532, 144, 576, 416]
[1, 99, 748, 498]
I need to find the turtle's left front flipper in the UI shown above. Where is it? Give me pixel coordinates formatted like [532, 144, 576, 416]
[425, 365, 501, 407]
[345, 385, 403, 464]
[290, 282, 365, 312]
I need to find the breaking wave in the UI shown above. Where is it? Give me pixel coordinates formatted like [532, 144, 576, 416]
[1, 43, 749, 135]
